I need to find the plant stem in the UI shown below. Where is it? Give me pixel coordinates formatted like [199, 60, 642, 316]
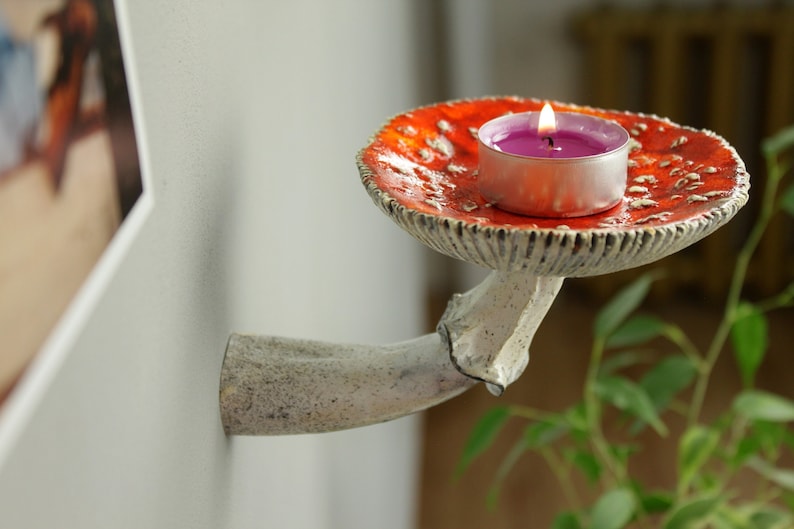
[755, 281, 794, 313]
[664, 324, 702, 365]
[687, 152, 785, 428]
[583, 340, 653, 529]
[539, 446, 582, 510]
[584, 337, 625, 485]
[714, 413, 749, 497]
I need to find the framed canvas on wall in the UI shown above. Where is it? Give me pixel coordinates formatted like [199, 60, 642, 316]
[0, 0, 149, 406]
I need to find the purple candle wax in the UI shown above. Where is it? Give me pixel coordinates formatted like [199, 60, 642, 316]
[490, 128, 610, 158]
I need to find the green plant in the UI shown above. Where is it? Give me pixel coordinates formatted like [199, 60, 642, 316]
[457, 126, 794, 529]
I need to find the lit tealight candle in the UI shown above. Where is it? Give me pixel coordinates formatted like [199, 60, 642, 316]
[478, 103, 630, 217]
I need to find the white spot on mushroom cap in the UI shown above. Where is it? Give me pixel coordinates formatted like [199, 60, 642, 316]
[634, 175, 658, 184]
[382, 153, 420, 178]
[424, 198, 443, 209]
[671, 136, 688, 148]
[630, 198, 658, 209]
[632, 155, 654, 166]
[425, 136, 453, 157]
[636, 211, 672, 224]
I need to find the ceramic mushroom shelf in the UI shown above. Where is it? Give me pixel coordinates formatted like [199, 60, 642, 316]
[219, 97, 749, 436]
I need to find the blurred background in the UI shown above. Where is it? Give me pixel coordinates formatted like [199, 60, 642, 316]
[414, 1, 794, 528]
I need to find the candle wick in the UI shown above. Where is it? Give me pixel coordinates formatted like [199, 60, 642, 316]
[542, 135, 554, 150]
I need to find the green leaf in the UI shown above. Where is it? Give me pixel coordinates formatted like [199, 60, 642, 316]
[524, 417, 569, 448]
[678, 425, 720, 491]
[779, 184, 794, 217]
[785, 492, 794, 514]
[456, 406, 510, 478]
[595, 376, 668, 436]
[567, 449, 602, 484]
[783, 429, 794, 451]
[606, 315, 668, 349]
[749, 506, 792, 529]
[746, 456, 794, 491]
[551, 512, 582, 529]
[641, 355, 698, 411]
[590, 488, 636, 529]
[752, 421, 787, 458]
[732, 436, 761, 469]
[565, 403, 589, 432]
[731, 303, 768, 387]
[698, 472, 721, 494]
[610, 444, 640, 466]
[734, 391, 794, 422]
[762, 124, 794, 158]
[731, 419, 789, 468]
[600, 350, 654, 376]
[640, 490, 674, 515]
[565, 403, 591, 445]
[663, 495, 721, 529]
[594, 273, 658, 340]
[711, 505, 747, 529]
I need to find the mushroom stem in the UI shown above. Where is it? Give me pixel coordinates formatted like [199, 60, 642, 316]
[219, 271, 564, 435]
[220, 333, 475, 435]
[438, 271, 564, 396]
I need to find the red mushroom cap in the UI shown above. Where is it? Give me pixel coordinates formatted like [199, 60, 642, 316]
[358, 97, 749, 276]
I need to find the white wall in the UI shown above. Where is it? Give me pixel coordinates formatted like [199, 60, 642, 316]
[0, 1, 426, 528]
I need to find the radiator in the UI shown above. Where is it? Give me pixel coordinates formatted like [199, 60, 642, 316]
[574, 6, 794, 300]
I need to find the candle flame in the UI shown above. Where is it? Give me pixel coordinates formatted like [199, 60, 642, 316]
[538, 103, 557, 136]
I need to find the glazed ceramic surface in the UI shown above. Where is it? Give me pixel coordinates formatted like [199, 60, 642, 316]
[358, 97, 750, 276]
[221, 98, 751, 436]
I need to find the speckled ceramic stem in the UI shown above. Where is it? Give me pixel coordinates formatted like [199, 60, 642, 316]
[220, 270, 564, 435]
[438, 271, 564, 396]
[220, 333, 476, 435]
